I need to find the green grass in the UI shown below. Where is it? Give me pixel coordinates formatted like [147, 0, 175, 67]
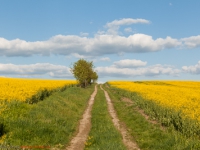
[85, 85, 126, 150]
[111, 84, 200, 139]
[0, 85, 94, 149]
[103, 84, 200, 150]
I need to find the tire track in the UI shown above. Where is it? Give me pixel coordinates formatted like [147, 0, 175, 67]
[100, 85, 140, 150]
[66, 85, 97, 150]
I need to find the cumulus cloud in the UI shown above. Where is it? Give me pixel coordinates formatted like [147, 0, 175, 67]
[105, 18, 150, 28]
[0, 63, 72, 78]
[0, 61, 182, 79]
[1, 18, 199, 58]
[0, 38, 50, 56]
[113, 59, 147, 68]
[105, 18, 150, 35]
[182, 61, 200, 74]
[0, 33, 181, 57]
[71, 53, 92, 59]
[124, 27, 133, 33]
[100, 57, 111, 61]
[80, 32, 89, 37]
[96, 64, 180, 78]
[181, 35, 200, 49]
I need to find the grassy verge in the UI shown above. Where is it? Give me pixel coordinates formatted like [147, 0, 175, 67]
[26, 84, 75, 104]
[85, 85, 126, 150]
[0, 85, 94, 149]
[103, 84, 200, 150]
[112, 87, 200, 139]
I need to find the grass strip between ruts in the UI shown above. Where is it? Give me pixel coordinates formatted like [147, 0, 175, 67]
[103, 84, 200, 150]
[85, 85, 127, 150]
[0, 85, 94, 149]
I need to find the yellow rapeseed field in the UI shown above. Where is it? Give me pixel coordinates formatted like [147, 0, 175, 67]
[108, 81, 200, 121]
[0, 77, 76, 102]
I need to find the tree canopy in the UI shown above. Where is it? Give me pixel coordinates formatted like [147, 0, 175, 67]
[71, 59, 98, 87]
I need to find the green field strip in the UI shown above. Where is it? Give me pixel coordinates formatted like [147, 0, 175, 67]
[0, 85, 94, 149]
[103, 84, 200, 150]
[85, 85, 127, 150]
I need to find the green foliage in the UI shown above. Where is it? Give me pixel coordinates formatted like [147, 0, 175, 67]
[0, 119, 6, 138]
[0, 85, 94, 148]
[26, 84, 74, 104]
[104, 83, 200, 149]
[71, 59, 98, 87]
[85, 85, 126, 150]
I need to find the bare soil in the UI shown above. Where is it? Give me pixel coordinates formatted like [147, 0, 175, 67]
[121, 97, 134, 106]
[105, 83, 110, 89]
[121, 97, 165, 130]
[101, 86, 140, 150]
[66, 85, 97, 150]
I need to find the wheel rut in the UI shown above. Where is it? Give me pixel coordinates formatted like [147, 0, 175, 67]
[66, 85, 97, 150]
[66, 85, 139, 150]
[100, 85, 140, 150]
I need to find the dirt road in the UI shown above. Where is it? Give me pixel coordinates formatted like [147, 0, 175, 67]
[67, 85, 140, 150]
[100, 85, 140, 150]
[66, 85, 97, 150]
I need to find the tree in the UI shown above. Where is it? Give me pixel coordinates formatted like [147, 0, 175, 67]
[91, 71, 98, 83]
[71, 59, 98, 87]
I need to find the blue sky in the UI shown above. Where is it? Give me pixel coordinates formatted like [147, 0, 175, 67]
[0, 0, 200, 83]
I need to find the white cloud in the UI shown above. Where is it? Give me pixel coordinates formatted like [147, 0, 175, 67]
[71, 53, 89, 59]
[1, 18, 200, 58]
[181, 35, 200, 49]
[0, 38, 50, 56]
[96, 64, 180, 78]
[105, 18, 150, 35]
[80, 32, 89, 37]
[97, 81, 105, 84]
[92, 34, 180, 54]
[0, 34, 181, 57]
[0, 63, 72, 78]
[124, 27, 133, 33]
[113, 59, 147, 68]
[182, 61, 200, 74]
[105, 18, 150, 28]
[100, 57, 111, 61]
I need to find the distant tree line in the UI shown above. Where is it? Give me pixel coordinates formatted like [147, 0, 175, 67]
[71, 59, 98, 88]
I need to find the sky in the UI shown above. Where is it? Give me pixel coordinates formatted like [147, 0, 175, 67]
[0, 0, 200, 83]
